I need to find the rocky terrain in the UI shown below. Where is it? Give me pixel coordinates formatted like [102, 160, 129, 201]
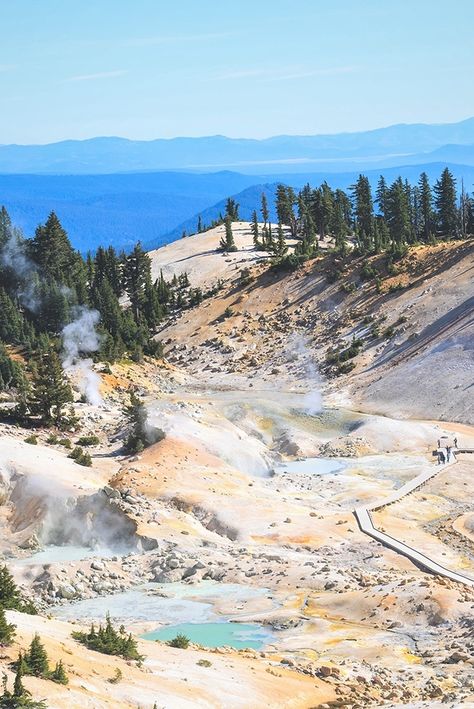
[0, 222, 473, 708]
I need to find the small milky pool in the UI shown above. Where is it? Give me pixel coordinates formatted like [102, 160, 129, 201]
[12, 545, 115, 566]
[52, 581, 271, 627]
[279, 457, 347, 476]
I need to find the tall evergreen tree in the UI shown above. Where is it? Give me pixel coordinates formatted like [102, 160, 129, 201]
[260, 193, 269, 232]
[224, 197, 239, 221]
[124, 243, 151, 321]
[275, 185, 297, 238]
[27, 351, 73, 427]
[386, 177, 410, 248]
[29, 212, 78, 285]
[0, 607, 15, 645]
[275, 222, 288, 257]
[434, 168, 457, 236]
[351, 175, 373, 251]
[250, 210, 261, 249]
[375, 175, 388, 218]
[418, 172, 434, 242]
[219, 217, 237, 252]
[24, 634, 49, 677]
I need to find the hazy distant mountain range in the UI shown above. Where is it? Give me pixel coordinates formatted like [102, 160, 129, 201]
[2, 117, 474, 174]
[1, 118, 474, 253]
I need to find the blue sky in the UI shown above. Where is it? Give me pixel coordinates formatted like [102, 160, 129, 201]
[1, 0, 474, 143]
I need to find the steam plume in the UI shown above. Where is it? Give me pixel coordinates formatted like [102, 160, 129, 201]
[62, 307, 103, 406]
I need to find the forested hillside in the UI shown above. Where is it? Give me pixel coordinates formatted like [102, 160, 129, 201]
[0, 165, 472, 429]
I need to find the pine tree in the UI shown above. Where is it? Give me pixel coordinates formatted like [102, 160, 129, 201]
[197, 215, 203, 233]
[29, 212, 78, 285]
[219, 217, 237, 252]
[418, 172, 434, 242]
[27, 350, 73, 427]
[25, 634, 49, 677]
[275, 185, 297, 238]
[0, 607, 15, 645]
[0, 206, 12, 250]
[124, 243, 151, 322]
[351, 175, 373, 251]
[250, 210, 260, 248]
[314, 182, 334, 240]
[434, 167, 457, 237]
[376, 175, 388, 218]
[260, 193, 269, 232]
[0, 290, 27, 345]
[51, 660, 68, 685]
[331, 202, 348, 254]
[224, 197, 239, 221]
[275, 223, 288, 257]
[0, 566, 23, 610]
[0, 664, 47, 708]
[13, 663, 28, 699]
[124, 392, 165, 454]
[386, 177, 410, 248]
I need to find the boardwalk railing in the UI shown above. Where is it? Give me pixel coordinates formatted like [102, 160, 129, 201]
[354, 453, 474, 588]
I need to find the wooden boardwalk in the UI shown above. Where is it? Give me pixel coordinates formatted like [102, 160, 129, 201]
[354, 453, 474, 588]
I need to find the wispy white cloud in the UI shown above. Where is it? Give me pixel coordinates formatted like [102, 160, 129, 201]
[63, 70, 127, 83]
[208, 65, 359, 82]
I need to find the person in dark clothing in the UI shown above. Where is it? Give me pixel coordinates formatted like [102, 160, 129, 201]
[454, 437, 458, 448]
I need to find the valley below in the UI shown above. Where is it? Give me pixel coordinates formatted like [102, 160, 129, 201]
[0, 223, 473, 708]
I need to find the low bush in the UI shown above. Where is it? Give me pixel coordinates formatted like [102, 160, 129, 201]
[76, 435, 100, 447]
[68, 447, 92, 467]
[72, 614, 144, 662]
[168, 633, 190, 649]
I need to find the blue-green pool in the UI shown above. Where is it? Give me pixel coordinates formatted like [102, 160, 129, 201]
[143, 622, 275, 649]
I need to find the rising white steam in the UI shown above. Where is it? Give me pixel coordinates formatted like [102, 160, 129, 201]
[0, 232, 41, 311]
[292, 334, 322, 415]
[62, 307, 103, 406]
[1, 229, 103, 405]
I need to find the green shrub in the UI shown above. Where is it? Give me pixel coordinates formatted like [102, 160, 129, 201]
[370, 323, 381, 338]
[68, 447, 92, 467]
[326, 338, 363, 365]
[271, 253, 306, 272]
[340, 282, 356, 293]
[337, 361, 356, 375]
[168, 633, 190, 649]
[46, 434, 58, 445]
[51, 659, 69, 685]
[360, 262, 379, 281]
[72, 614, 144, 662]
[76, 435, 100, 447]
[108, 667, 123, 684]
[58, 438, 72, 449]
[197, 658, 212, 667]
[24, 435, 38, 445]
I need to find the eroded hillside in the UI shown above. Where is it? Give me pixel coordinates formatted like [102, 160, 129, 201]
[155, 223, 473, 423]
